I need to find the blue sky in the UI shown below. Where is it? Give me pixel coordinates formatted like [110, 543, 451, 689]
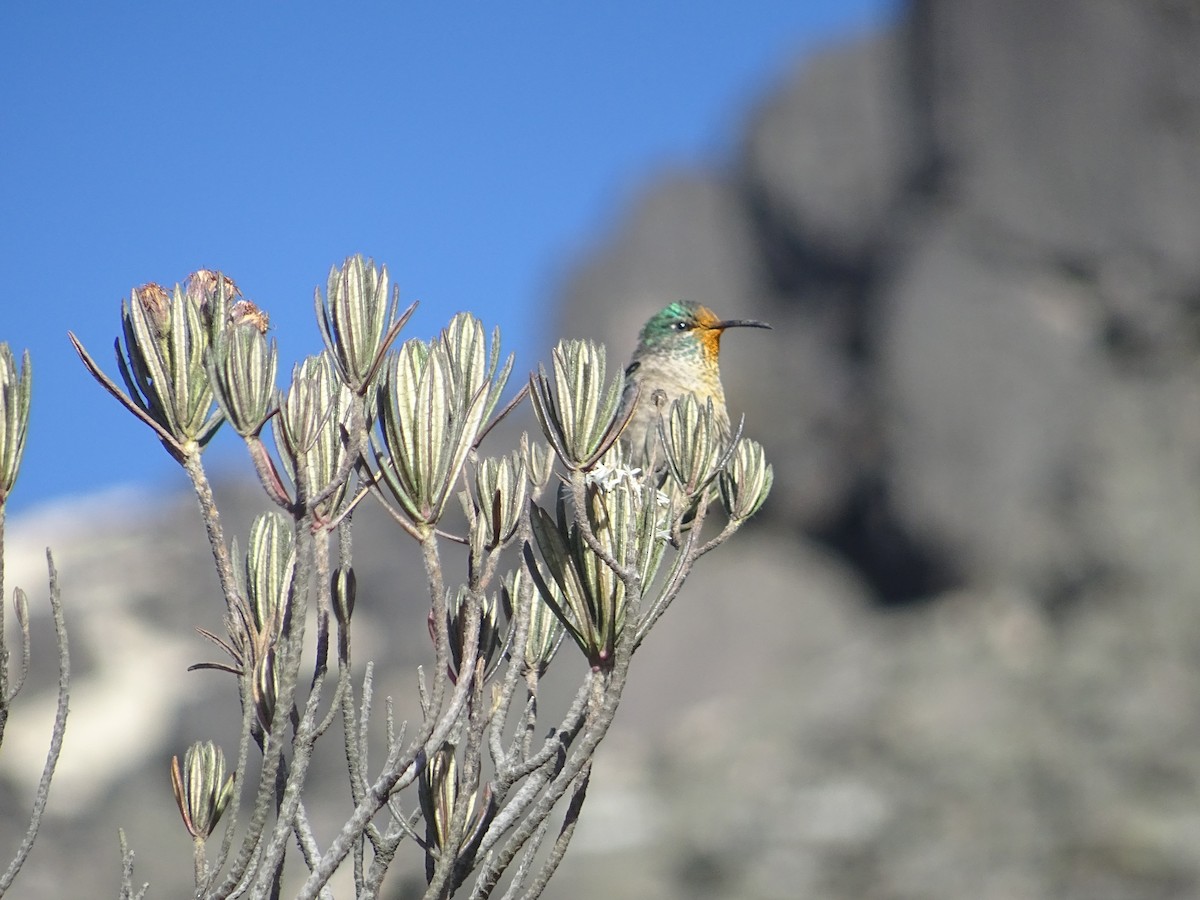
[0, 2, 896, 515]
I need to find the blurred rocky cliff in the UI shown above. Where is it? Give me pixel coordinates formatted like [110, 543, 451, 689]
[6, 1, 1200, 898]
[561, 1, 1200, 897]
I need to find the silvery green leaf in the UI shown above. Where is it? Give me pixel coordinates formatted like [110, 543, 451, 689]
[117, 281, 222, 449]
[501, 566, 564, 675]
[526, 474, 666, 668]
[316, 254, 414, 395]
[472, 450, 527, 549]
[275, 352, 354, 511]
[209, 310, 277, 438]
[661, 394, 725, 498]
[170, 740, 235, 841]
[418, 743, 474, 853]
[441, 312, 513, 432]
[374, 329, 494, 527]
[527, 496, 595, 659]
[441, 585, 502, 683]
[245, 510, 294, 637]
[0, 344, 31, 502]
[719, 437, 773, 520]
[529, 339, 625, 471]
[278, 357, 326, 461]
[522, 432, 554, 491]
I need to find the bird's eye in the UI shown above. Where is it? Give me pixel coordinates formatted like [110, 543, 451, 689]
[673, 320, 689, 331]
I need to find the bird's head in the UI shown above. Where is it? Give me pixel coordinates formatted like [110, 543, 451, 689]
[634, 301, 771, 364]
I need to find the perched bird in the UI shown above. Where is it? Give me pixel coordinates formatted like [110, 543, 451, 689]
[618, 301, 771, 469]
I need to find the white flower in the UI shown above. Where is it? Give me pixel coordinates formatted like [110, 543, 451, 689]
[585, 461, 642, 493]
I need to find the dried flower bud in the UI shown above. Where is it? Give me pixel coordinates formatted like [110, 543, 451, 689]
[229, 299, 270, 334]
[185, 269, 241, 311]
[134, 283, 171, 339]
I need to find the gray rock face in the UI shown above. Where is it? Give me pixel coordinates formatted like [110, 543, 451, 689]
[561, 0, 1200, 606]
[739, 30, 915, 264]
[914, 0, 1200, 273]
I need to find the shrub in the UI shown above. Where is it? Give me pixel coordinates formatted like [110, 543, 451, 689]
[2, 255, 771, 898]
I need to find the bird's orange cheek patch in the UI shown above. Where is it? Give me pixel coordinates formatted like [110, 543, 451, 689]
[693, 307, 723, 361]
[699, 327, 723, 362]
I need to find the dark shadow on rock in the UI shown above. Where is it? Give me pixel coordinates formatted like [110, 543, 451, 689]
[809, 474, 961, 606]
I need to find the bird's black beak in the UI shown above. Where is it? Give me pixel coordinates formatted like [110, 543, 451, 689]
[712, 318, 772, 331]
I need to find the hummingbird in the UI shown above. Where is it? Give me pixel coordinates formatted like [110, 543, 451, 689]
[618, 301, 771, 469]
